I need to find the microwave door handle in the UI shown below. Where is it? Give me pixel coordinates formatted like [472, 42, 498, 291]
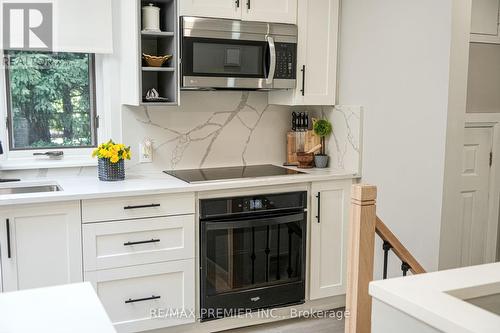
[266, 36, 276, 85]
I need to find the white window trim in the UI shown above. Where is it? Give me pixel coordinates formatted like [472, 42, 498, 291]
[0, 53, 112, 170]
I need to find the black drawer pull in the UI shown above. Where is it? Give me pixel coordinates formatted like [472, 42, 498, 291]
[125, 295, 161, 304]
[6, 219, 11, 259]
[123, 204, 161, 210]
[124, 239, 161, 246]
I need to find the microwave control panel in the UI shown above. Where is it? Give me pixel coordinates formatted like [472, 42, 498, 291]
[275, 43, 297, 80]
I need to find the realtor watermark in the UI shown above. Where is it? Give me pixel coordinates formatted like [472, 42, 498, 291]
[150, 308, 349, 321]
[2, 2, 53, 51]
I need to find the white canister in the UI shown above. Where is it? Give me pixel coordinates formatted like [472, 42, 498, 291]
[142, 3, 161, 32]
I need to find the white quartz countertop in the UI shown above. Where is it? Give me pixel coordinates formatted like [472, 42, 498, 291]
[369, 262, 500, 333]
[0, 166, 358, 206]
[0, 282, 115, 333]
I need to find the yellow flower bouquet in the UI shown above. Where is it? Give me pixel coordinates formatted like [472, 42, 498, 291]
[92, 140, 131, 181]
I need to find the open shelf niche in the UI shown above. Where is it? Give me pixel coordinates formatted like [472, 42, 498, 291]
[139, 0, 178, 106]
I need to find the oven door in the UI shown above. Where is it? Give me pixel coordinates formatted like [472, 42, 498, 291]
[182, 36, 274, 89]
[200, 210, 306, 320]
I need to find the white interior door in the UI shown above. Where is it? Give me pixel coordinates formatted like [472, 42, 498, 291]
[459, 127, 493, 266]
[470, 0, 500, 36]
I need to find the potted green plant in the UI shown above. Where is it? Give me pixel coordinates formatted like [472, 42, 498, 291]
[313, 119, 333, 168]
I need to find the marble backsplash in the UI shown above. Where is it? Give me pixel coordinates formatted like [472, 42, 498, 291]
[1, 91, 363, 179]
[322, 105, 363, 174]
[122, 91, 291, 173]
[122, 91, 362, 175]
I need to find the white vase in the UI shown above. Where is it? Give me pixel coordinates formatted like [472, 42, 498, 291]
[142, 4, 161, 32]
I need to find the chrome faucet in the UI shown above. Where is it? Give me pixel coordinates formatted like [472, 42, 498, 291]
[0, 141, 20, 183]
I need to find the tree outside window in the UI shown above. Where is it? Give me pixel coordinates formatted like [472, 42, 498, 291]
[4, 51, 97, 150]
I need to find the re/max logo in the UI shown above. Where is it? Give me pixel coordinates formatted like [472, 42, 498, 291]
[3, 2, 53, 51]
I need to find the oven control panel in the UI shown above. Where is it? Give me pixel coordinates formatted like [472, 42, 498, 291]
[236, 197, 273, 211]
[200, 191, 306, 219]
[274, 43, 297, 80]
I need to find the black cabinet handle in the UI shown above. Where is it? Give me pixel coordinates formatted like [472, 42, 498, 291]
[235, 0, 240, 8]
[300, 65, 306, 96]
[247, 0, 251, 10]
[315, 192, 321, 223]
[6, 219, 11, 258]
[123, 204, 161, 210]
[125, 295, 161, 304]
[124, 239, 160, 246]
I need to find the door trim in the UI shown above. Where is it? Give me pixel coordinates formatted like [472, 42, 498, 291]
[465, 113, 500, 262]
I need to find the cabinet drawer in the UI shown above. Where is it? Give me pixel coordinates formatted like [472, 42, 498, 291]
[86, 260, 195, 333]
[83, 215, 195, 271]
[82, 193, 195, 223]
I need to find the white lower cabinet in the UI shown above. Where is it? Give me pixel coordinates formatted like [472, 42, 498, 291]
[309, 180, 351, 300]
[81, 193, 197, 332]
[86, 260, 195, 333]
[0, 201, 82, 292]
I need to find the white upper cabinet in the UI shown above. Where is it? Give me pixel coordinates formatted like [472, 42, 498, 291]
[180, 0, 297, 24]
[241, 0, 297, 24]
[470, 0, 500, 43]
[180, 0, 240, 20]
[0, 202, 82, 292]
[269, 0, 339, 106]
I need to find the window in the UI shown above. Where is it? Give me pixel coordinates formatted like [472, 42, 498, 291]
[4, 51, 97, 151]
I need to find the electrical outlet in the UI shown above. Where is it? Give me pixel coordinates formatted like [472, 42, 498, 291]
[139, 143, 153, 163]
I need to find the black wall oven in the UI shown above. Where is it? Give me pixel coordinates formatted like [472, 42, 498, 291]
[200, 191, 307, 321]
[181, 16, 297, 90]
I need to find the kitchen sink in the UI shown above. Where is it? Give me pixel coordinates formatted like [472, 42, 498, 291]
[0, 184, 63, 195]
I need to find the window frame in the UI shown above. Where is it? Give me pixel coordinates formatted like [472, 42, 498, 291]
[0, 53, 109, 170]
[4, 51, 98, 151]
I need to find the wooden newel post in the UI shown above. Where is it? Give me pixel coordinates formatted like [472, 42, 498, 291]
[345, 184, 377, 333]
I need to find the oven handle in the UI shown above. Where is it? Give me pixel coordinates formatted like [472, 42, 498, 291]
[266, 35, 276, 85]
[204, 212, 304, 231]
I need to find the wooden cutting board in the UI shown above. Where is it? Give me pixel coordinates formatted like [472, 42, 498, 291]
[286, 131, 320, 165]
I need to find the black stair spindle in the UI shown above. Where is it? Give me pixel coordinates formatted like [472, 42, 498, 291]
[401, 262, 410, 276]
[382, 241, 392, 280]
[251, 227, 256, 284]
[276, 224, 281, 280]
[287, 226, 293, 278]
[265, 225, 270, 283]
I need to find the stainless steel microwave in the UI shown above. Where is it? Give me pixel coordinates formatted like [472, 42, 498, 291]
[181, 16, 298, 90]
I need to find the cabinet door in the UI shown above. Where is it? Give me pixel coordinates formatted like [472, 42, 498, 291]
[180, 0, 241, 20]
[299, 0, 339, 105]
[268, 0, 339, 106]
[0, 202, 82, 291]
[241, 0, 297, 24]
[310, 180, 351, 300]
[471, 0, 500, 43]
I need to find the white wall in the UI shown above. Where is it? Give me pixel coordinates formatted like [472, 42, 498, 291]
[338, 0, 469, 274]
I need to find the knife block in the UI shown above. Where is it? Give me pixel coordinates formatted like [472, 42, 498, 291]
[286, 131, 320, 166]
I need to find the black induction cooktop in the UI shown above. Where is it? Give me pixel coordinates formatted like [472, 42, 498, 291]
[164, 164, 305, 183]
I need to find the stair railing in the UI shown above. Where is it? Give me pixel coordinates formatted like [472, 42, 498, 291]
[345, 184, 426, 333]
